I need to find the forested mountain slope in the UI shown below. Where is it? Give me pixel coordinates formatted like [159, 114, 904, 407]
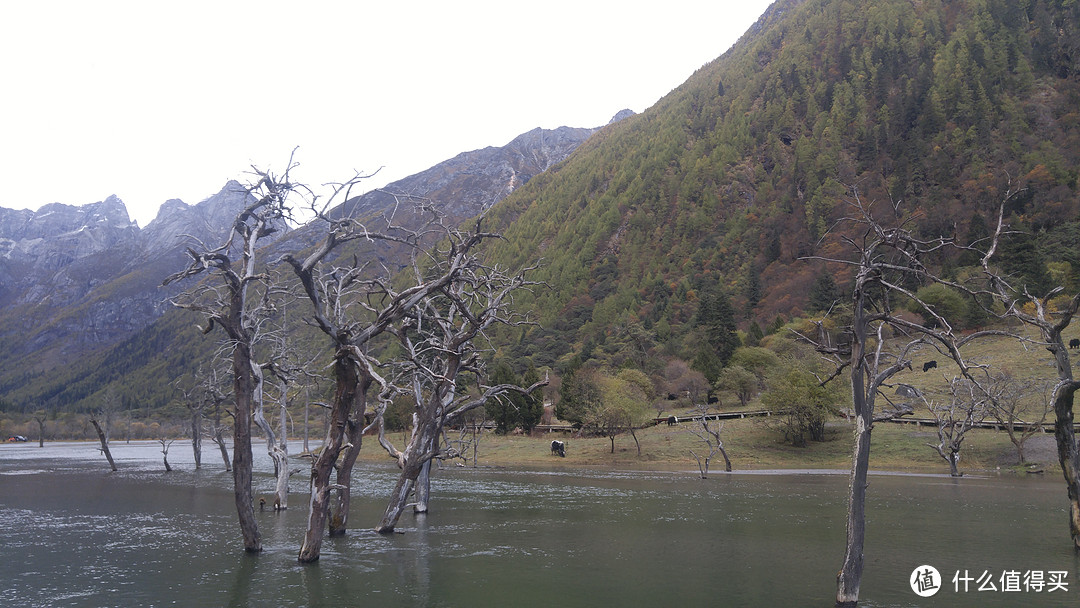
[483, 0, 1080, 370]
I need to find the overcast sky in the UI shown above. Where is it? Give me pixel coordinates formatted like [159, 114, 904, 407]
[1, 1, 774, 227]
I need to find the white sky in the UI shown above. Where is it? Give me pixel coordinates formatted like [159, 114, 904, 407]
[0, 1, 773, 227]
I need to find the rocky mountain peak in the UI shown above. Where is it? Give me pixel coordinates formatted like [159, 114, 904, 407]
[141, 180, 256, 253]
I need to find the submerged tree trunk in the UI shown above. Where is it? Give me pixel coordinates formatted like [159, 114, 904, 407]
[376, 412, 441, 534]
[90, 418, 117, 472]
[252, 368, 290, 511]
[191, 409, 203, 470]
[299, 354, 361, 562]
[836, 293, 870, 608]
[35, 415, 45, 448]
[329, 390, 370, 536]
[232, 341, 260, 553]
[837, 413, 871, 607]
[160, 439, 173, 472]
[276, 384, 290, 510]
[212, 425, 232, 472]
[1052, 383, 1080, 548]
[414, 457, 433, 514]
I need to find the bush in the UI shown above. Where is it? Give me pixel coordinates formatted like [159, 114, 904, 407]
[761, 366, 847, 447]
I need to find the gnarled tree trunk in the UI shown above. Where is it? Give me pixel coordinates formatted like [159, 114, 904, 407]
[329, 376, 371, 536]
[89, 416, 117, 472]
[414, 460, 433, 515]
[299, 353, 362, 562]
[836, 299, 869, 608]
[252, 367, 291, 511]
[191, 408, 203, 470]
[376, 409, 442, 534]
[211, 423, 232, 472]
[1050, 372, 1080, 548]
[232, 340, 260, 553]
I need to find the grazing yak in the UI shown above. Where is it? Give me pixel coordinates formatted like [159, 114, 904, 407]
[1070, 339, 1080, 349]
[551, 440, 566, 457]
[667, 415, 678, 426]
[923, 360, 938, 372]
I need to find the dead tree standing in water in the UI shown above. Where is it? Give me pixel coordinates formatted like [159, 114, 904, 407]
[197, 362, 234, 472]
[33, 411, 46, 448]
[278, 179, 506, 562]
[805, 188, 1005, 607]
[159, 435, 176, 472]
[163, 170, 291, 553]
[252, 302, 312, 512]
[174, 373, 205, 469]
[686, 400, 732, 477]
[374, 240, 545, 533]
[978, 201, 1080, 549]
[89, 408, 117, 472]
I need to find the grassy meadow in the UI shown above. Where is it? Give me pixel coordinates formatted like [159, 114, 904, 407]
[357, 323, 1076, 478]
[357, 416, 1036, 476]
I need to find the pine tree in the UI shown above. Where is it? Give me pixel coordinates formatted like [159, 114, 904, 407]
[693, 289, 740, 382]
[807, 272, 840, 312]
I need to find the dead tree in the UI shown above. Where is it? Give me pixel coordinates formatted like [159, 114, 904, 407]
[986, 374, 1051, 465]
[373, 245, 545, 533]
[804, 187, 1008, 607]
[208, 416, 232, 472]
[255, 304, 315, 512]
[923, 376, 992, 477]
[245, 292, 307, 512]
[686, 401, 731, 477]
[159, 435, 176, 472]
[277, 177, 511, 562]
[88, 409, 117, 472]
[33, 411, 46, 447]
[162, 167, 291, 553]
[174, 374, 204, 469]
[978, 201, 1080, 549]
[197, 363, 234, 472]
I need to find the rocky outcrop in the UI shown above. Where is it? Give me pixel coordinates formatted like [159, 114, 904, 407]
[0, 196, 138, 274]
[140, 180, 256, 256]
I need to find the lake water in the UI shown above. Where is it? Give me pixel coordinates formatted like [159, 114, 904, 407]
[1, 441, 1078, 607]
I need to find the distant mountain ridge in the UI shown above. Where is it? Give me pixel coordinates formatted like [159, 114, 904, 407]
[0, 120, 617, 410]
[0, 182, 256, 363]
[281, 124, 615, 254]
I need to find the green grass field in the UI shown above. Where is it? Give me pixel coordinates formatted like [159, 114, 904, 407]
[358, 414, 1053, 477]
[349, 322, 1079, 477]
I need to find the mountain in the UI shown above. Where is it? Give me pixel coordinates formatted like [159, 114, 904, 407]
[479, 0, 1080, 369]
[0, 123, 608, 412]
[7, 0, 1080, 414]
[0, 183, 258, 395]
[279, 124, 612, 255]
